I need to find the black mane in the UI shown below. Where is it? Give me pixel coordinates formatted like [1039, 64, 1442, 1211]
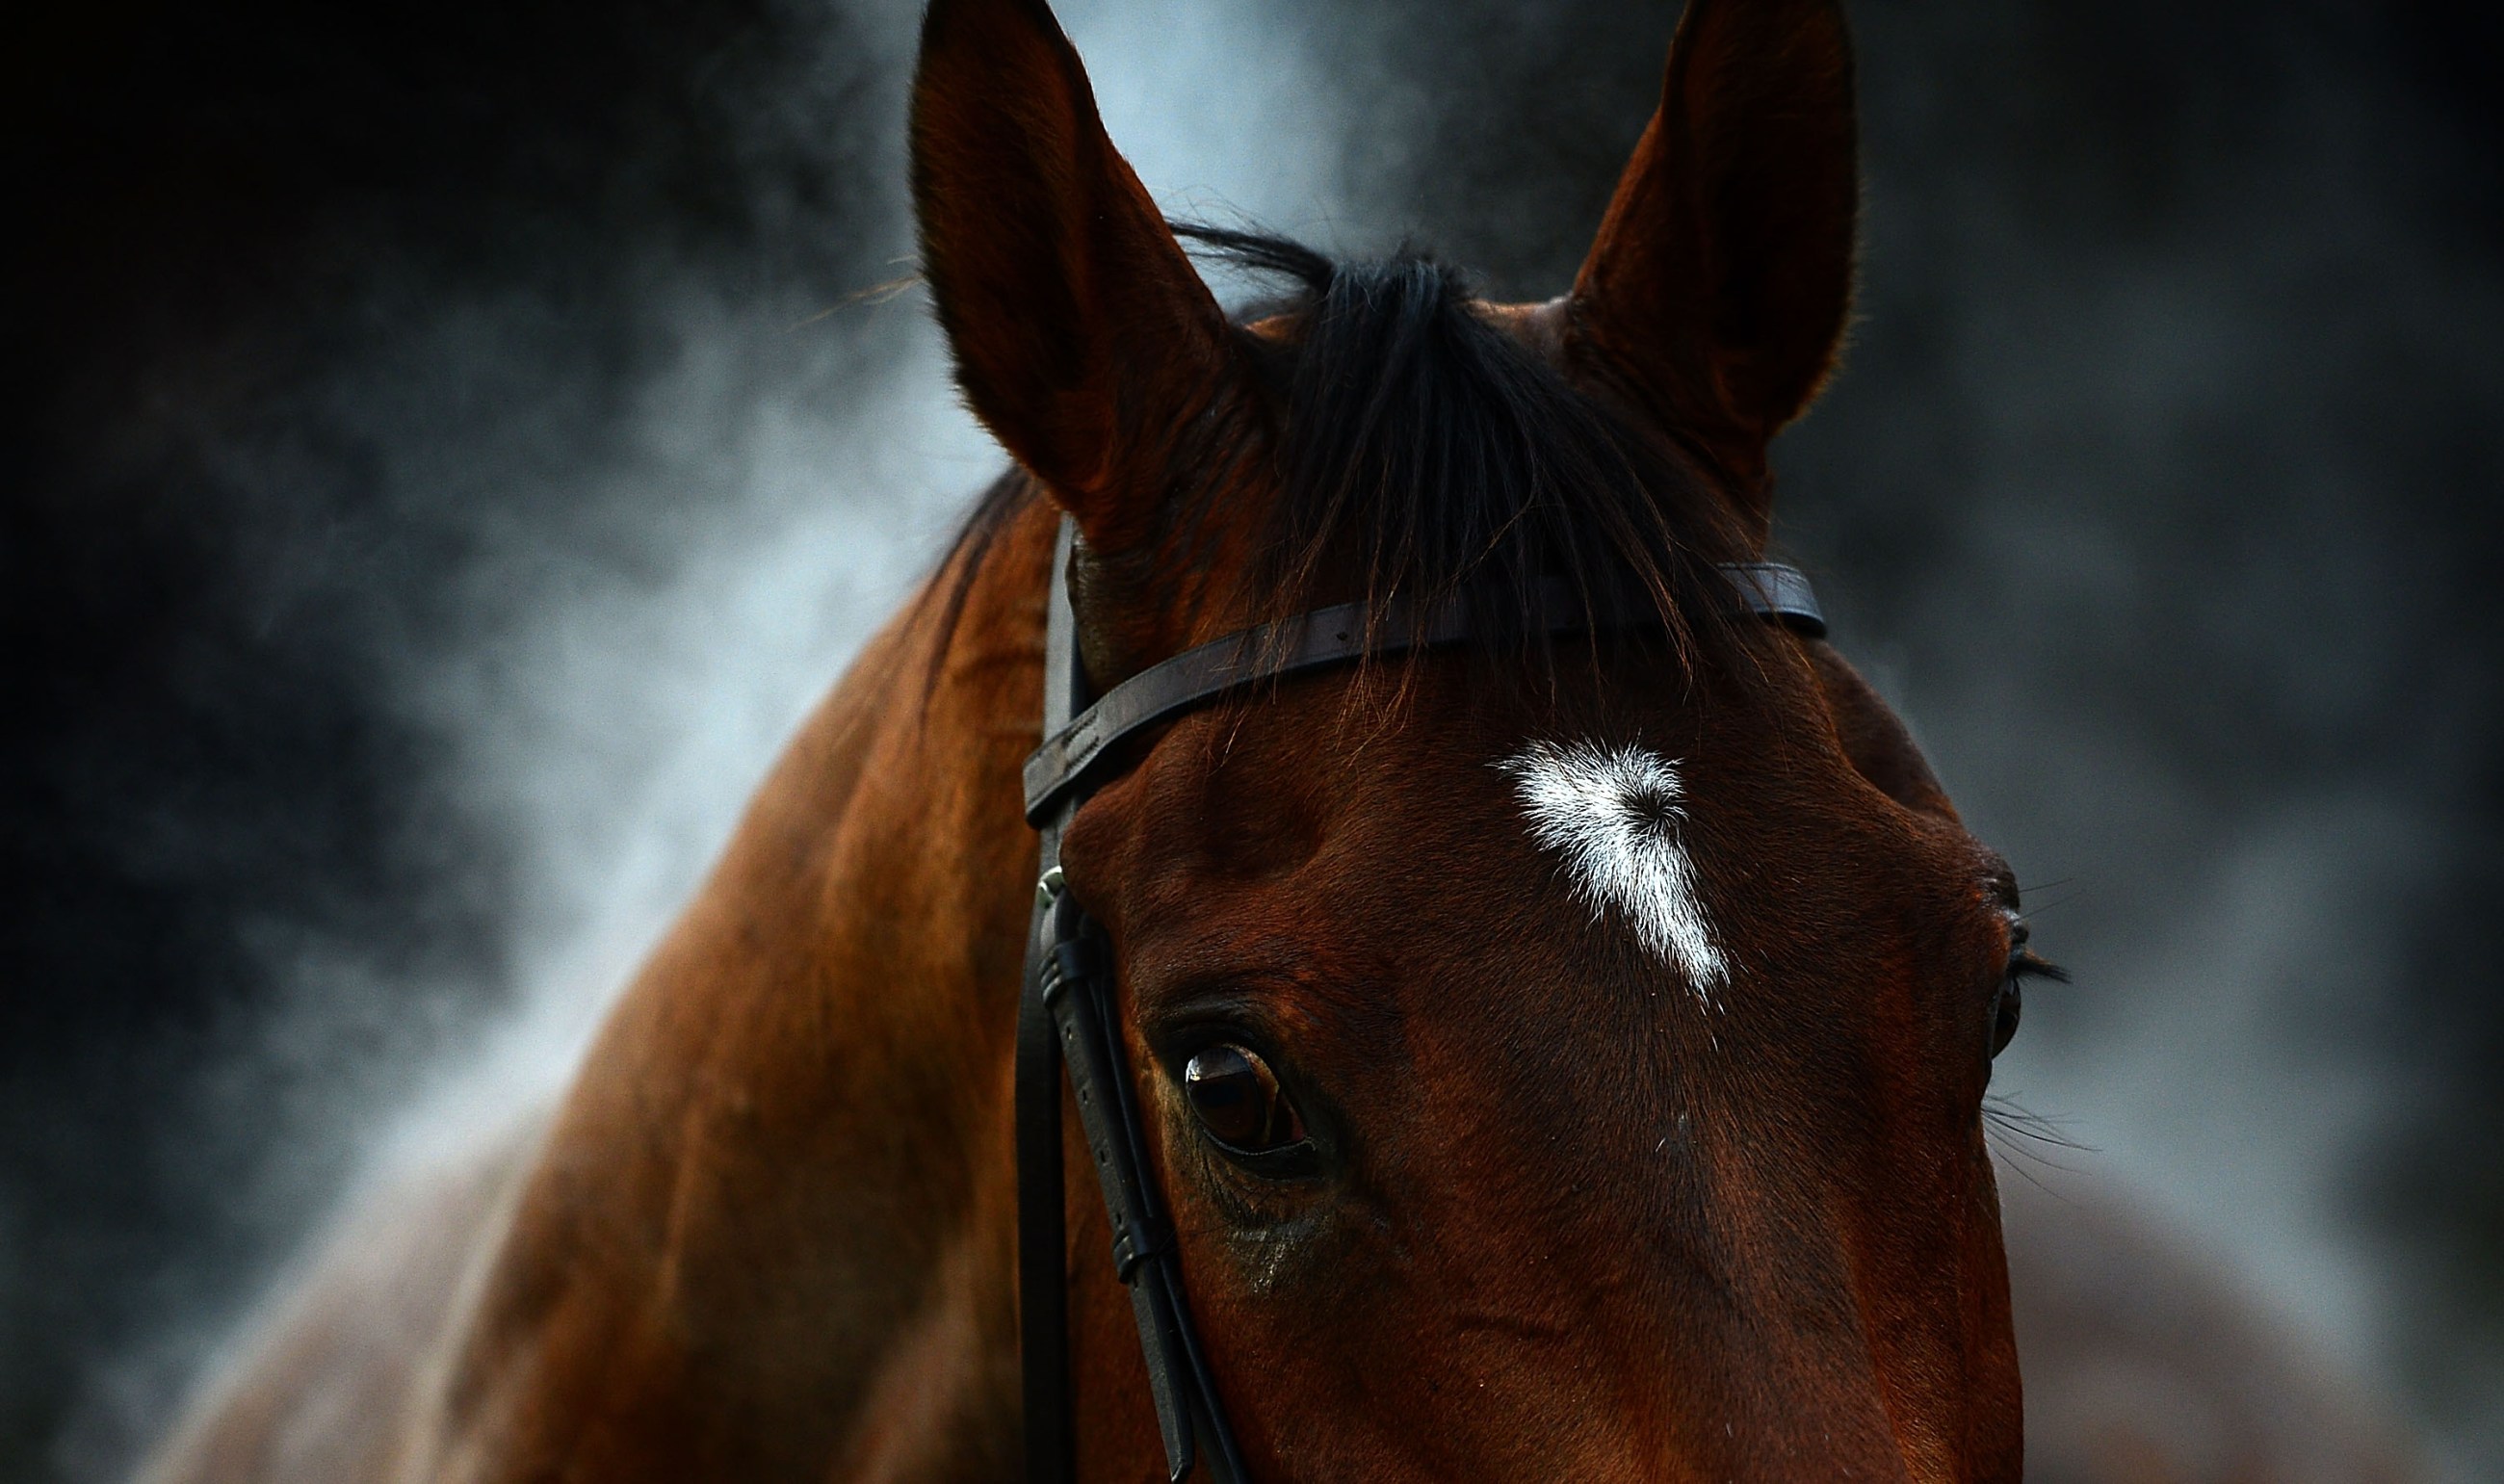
[938, 226, 1751, 678]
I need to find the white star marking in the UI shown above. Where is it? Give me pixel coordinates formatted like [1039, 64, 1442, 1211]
[1497, 739, 1728, 1001]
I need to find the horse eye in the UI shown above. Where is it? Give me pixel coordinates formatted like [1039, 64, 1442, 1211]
[1993, 948, 2064, 1061]
[1183, 1045, 1304, 1153]
[1990, 976, 2022, 1058]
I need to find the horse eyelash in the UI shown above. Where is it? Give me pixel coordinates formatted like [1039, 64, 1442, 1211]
[2006, 950, 2070, 985]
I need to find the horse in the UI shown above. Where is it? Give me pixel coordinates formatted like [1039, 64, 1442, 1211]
[140, 0, 2053, 1478]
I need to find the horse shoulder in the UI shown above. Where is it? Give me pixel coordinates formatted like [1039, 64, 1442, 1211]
[133, 1116, 548, 1484]
[398, 560, 1039, 1481]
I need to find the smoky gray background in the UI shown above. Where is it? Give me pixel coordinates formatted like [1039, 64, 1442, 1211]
[5, 0, 2496, 1479]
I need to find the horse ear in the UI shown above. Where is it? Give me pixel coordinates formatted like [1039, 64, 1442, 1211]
[1568, 0, 1858, 534]
[910, 0, 1233, 553]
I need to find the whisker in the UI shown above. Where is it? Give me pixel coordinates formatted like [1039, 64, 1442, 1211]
[1983, 1095, 2096, 1185]
[1988, 1136, 2084, 1195]
[2013, 879, 2083, 922]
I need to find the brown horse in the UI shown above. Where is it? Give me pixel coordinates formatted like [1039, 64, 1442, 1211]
[141, 0, 2055, 1478]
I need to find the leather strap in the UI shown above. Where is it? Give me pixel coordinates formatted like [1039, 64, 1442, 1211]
[1015, 515, 1827, 1483]
[1034, 892, 1249, 1484]
[1017, 520, 1081, 1484]
[1025, 563, 1823, 824]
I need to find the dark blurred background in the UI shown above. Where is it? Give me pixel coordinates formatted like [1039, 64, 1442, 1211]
[5, 0, 2498, 1478]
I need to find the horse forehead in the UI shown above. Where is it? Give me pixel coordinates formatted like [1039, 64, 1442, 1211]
[1105, 690, 1500, 878]
[1495, 738, 1730, 1000]
[1104, 663, 1801, 875]
[1098, 672, 2002, 974]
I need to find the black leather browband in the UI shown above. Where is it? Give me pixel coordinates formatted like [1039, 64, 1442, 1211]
[1022, 560, 1825, 824]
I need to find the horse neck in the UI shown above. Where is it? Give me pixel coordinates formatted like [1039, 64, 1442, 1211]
[447, 489, 1057, 1474]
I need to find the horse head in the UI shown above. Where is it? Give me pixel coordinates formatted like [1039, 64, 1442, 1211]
[912, 1, 2039, 1480]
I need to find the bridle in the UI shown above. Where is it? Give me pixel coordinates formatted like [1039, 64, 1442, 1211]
[1016, 514, 1826, 1484]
